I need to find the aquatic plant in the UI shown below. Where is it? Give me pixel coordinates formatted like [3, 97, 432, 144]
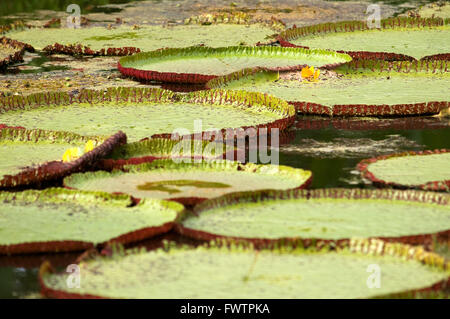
[118, 46, 351, 84]
[358, 149, 450, 192]
[206, 60, 449, 117]
[39, 238, 450, 298]
[63, 160, 312, 206]
[177, 188, 450, 246]
[0, 87, 295, 142]
[0, 188, 183, 255]
[0, 127, 126, 189]
[278, 17, 450, 61]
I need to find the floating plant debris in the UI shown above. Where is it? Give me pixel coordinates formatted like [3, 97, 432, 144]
[63, 160, 312, 205]
[0, 127, 125, 189]
[358, 149, 450, 192]
[177, 188, 450, 245]
[0, 188, 183, 255]
[39, 239, 450, 298]
[278, 17, 450, 61]
[206, 61, 449, 117]
[118, 46, 351, 84]
[0, 36, 34, 70]
[0, 87, 295, 142]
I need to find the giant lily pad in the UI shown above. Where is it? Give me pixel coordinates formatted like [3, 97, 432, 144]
[96, 138, 236, 171]
[118, 46, 352, 83]
[177, 188, 450, 245]
[0, 127, 126, 189]
[278, 17, 450, 60]
[6, 24, 277, 52]
[39, 239, 450, 299]
[0, 188, 183, 255]
[206, 61, 450, 117]
[0, 88, 295, 142]
[63, 160, 312, 206]
[358, 149, 450, 192]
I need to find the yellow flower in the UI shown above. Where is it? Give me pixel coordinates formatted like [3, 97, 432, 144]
[84, 140, 95, 153]
[301, 66, 314, 79]
[301, 66, 320, 82]
[62, 147, 82, 162]
[313, 69, 320, 81]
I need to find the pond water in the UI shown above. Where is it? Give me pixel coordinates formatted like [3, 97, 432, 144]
[0, 0, 448, 299]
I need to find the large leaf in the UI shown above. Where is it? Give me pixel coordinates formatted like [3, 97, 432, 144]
[0, 88, 295, 142]
[206, 61, 450, 117]
[63, 160, 312, 206]
[118, 46, 352, 83]
[0, 127, 126, 189]
[278, 17, 450, 60]
[39, 239, 450, 298]
[177, 188, 450, 244]
[0, 188, 183, 255]
[358, 149, 450, 192]
[6, 24, 276, 52]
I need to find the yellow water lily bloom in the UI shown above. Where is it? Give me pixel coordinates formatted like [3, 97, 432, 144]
[84, 140, 95, 153]
[301, 66, 314, 79]
[62, 147, 82, 163]
[313, 69, 320, 81]
[301, 65, 320, 82]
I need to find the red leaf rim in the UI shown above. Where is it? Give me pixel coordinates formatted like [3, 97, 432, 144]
[357, 149, 450, 192]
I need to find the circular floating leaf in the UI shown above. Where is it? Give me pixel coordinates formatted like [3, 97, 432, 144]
[358, 150, 450, 192]
[40, 239, 450, 298]
[278, 17, 450, 60]
[177, 188, 450, 245]
[118, 46, 352, 83]
[96, 138, 236, 171]
[0, 88, 295, 142]
[0, 127, 126, 189]
[64, 160, 312, 206]
[0, 188, 183, 255]
[6, 24, 277, 52]
[207, 61, 449, 117]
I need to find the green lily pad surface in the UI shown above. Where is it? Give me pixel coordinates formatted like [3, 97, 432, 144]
[178, 189, 450, 242]
[0, 88, 294, 142]
[64, 160, 312, 203]
[40, 240, 449, 298]
[279, 18, 450, 60]
[6, 24, 276, 51]
[0, 188, 183, 254]
[207, 62, 449, 116]
[118, 46, 351, 83]
[0, 127, 102, 181]
[358, 150, 450, 191]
